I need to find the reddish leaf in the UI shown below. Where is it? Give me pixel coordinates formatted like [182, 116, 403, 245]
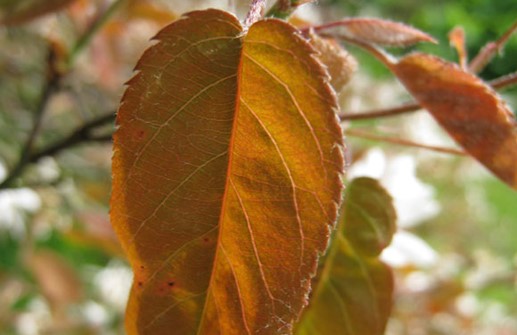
[295, 177, 396, 335]
[448, 26, 468, 69]
[308, 32, 357, 93]
[0, 0, 76, 25]
[313, 18, 436, 47]
[392, 53, 517, 189]
[28, 250, 83, 309]
[122, 0, 177, 25]
[111, 9, 344, 335]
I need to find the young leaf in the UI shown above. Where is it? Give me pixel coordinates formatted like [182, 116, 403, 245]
[295, 177, 396, 335]
[392, 53, 517, 189]
[448, 26, 468, 69]
[312, 18, 436, 47]
[111, 9, 344, 335]
[308, 32, 357, 93]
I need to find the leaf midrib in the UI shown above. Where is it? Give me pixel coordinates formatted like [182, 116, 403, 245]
[194, 25, 247, 335]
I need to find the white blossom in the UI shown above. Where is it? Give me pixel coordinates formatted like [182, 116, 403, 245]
[0, 162, 41, 238]
[94, 261, 133, 311]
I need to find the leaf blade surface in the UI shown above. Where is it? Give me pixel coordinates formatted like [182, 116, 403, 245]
[111, 9, 345, 335]
[392, 53, 517, 189]
[314, 18, 436, 47]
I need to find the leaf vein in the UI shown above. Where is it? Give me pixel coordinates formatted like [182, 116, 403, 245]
[243, 52, 326, 172]
[130, 150, 228, 241]
[220, 245, 252, 335]
[121, 72, 237, 195]
[241, 98, 305, 271]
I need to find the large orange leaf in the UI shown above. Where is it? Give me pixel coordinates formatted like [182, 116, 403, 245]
[111, 9, 344, 335]
[392, 53, 517, 189]
[295, 177, 396, 335]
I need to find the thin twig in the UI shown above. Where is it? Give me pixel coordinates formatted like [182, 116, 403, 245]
[335, 36, 395, 69]
[339, 73, 517, 122]
[346, 128, 467, 156]
[469, 20, 517, 74]
[489, 71, 517, 90]
[340, 101, 421, 121]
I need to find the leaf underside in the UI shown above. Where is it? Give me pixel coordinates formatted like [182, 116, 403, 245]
[295, 177, 396, 335]
[392, 53, 517, 189]
[315, 18, 436, 47]
[111, 9, 344, 335]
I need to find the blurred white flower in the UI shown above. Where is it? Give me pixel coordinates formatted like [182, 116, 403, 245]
[455, 293, 481, 317]
[347, 148, 440, 267]
[15, 298, 51, 335]
[94, 261, 133, 311]
[81, 300, 110, 327]
[381, 231, 438, 268]
[36, 157, 60, 182]
[0, 162, 42, 238]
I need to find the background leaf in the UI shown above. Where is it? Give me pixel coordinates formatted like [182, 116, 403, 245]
[295, 177, 396, 335]
[308, 32, 357, 93]
[111, 9, 344, 335]
[392, 53, 517, 189]
[313, 18, 436, 47]
[0, 0, 76, 25]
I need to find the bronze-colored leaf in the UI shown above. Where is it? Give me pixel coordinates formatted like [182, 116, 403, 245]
[313, 18, 436, 47]
[392, 53, 517, 189]
[123, 0, 177, 25]
[27, 249, 83, 309]
[111, 9, 344, 335]
[448, 26, 468, 69]
[295, 177, 396, 335]
[0, 0, 76, 25]
[309, 32, 357, 93]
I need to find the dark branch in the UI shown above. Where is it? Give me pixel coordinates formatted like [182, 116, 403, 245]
[29, 113, 115, 164]
[0, 112, 115, 189]
[0, 45, 62, 189]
